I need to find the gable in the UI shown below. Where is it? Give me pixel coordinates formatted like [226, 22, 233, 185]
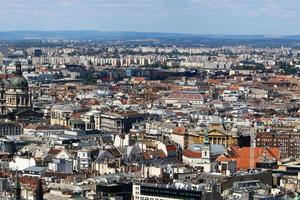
[208, 129, 227, 136]
[95, 150, 114, 162]
[55, 150, 71, 159]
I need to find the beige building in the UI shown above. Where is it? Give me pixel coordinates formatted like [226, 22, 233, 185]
[50, 104, 77, 126]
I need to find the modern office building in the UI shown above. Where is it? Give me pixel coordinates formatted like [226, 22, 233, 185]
[132, 183, 203, 200]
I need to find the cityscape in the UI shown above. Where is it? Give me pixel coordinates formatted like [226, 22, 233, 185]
[2, 1, 300, 200]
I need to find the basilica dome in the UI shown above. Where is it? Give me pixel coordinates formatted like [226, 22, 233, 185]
[10, 74, 28, 89]
[9, 62, 28, 89]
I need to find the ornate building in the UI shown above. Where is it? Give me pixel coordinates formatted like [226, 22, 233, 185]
[5, 61, 31, 113]
[188, 123, 239, 148]
[0, 62, 42, 127]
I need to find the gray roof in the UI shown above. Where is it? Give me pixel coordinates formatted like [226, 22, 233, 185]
[23, 166, 47, 173]
[188, 144, 225, 155]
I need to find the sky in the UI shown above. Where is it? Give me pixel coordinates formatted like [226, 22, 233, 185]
[1, 0, 300, 35]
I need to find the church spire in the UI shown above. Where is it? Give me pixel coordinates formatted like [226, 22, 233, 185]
[14, 174, 21, 200]
[34, 179, 43, 200]
[15, 61, 22, 75]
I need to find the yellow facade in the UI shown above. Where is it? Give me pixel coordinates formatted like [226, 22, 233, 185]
[187, 124, 238, 148]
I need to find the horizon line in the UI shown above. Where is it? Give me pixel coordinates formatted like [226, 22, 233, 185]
[0, 30, 300, 37]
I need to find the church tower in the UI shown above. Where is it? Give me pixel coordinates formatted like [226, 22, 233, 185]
[201, 128, 211, 164]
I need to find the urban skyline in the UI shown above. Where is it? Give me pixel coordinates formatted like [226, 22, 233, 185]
[1, 1, 300, 200]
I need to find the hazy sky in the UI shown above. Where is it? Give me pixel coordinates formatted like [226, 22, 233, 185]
[1, 0, 300, 35]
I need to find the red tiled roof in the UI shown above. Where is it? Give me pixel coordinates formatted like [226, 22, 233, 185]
[228, 85, 240, 91]
[48, 149, 62, 155]
[173, 127, 186, 135]
[143, 150, 167, 160]
[216, 146, 280, 170]
[19, 177, 41, 190]
[167, 92, 204, 100]
[183, 149, 201, 158]
[166, 145, 177, 151]
[207, 79, 220, 84]
[84, 99, 100, 105]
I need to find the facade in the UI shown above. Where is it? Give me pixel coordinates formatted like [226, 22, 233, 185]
[77, 149, 92, 170]
[133, 183, 203, 200]
[193, 123, 239, 148]
[95, 112, 144, 133]
[275, 158, 300, 192]
[0, 121, 22, 135]
[48, 158, 73, 173]
[50, 106, 73, 126]
[182, 149, 202, 166]
[170, 127, 188, 148]
[96, 183, 132, 200]
[256, 131, 300, 158]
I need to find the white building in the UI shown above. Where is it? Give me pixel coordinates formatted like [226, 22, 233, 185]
[9, 156, 36, 171]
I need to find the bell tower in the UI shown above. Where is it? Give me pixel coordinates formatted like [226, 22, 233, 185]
[202, 128, 211, 164]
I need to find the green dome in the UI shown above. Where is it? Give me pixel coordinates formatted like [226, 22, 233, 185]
[10, 74, 28, 89]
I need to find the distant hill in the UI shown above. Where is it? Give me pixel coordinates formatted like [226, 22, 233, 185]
[0, 31, 199, 40]
[1, 31, 300, 41]
[1, 31, 300, 48]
